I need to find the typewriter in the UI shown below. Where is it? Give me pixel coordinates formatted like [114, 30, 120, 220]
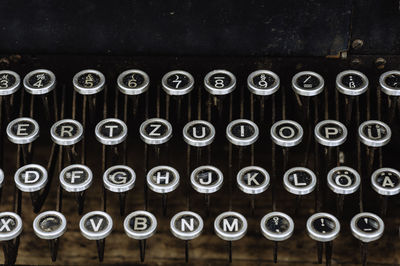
[0, 0, 399, 265]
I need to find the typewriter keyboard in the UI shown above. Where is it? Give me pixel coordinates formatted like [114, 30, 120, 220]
[0, 54, 399, 265]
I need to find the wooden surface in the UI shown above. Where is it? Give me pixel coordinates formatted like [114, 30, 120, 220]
[0, 54, 399, 265]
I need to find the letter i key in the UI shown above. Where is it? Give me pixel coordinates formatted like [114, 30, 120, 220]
[170, 211, 203, 262]
[33, 211, 67, 261]
[214, 211, 247, 262]
[260, 212, 294, 263]
[371, 168, 400, 216]
[0, 212, 23, 265]
[80, 211, 113, 262]
[124, 210, 157, 262]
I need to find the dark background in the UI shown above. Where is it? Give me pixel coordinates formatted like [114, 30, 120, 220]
[0, 0, 398, 56]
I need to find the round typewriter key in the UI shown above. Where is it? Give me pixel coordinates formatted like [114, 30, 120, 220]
[15, 164, 48, 193]
[359, 120, 391, 178]
[124, 211, 157, 240]
[33, 211, 67, 240]
[379, 71, 400, 122]
[59, 164, 93, 193]
[283, 167, 317, 195]
[261, 212, 294, 263]
[147, 166, 180, 194]
[73, 69, 105, 95]
[237, 166, 270, 194]
[247, 70, 280, 96]
[214, 211, 247, 262]
[50, 119, 83, 146]
[371, 168, 400, 196]
[80, 211, 113, 240]
[226, 119, 259, 146]
[358, 120, 391, 148]
[80, 211, 113, 262]
[23, 69, 56, 95]
[33, 210, 67, 261]
[204, 70, 236, 96]
[261, 212, 294, 241]
[237, 166, 269, 213]
[103, 165, 136, 193]
[7, 117, 39, 145]
[117, 69, 150, 95]
[0, 212, 22, 264]
[307, 213, 340, 242]
[0, 212, 23, 241]
[95, 118, 127, 146]
[162, 70, 194, 96]
[0, 70, 20, 96]
[336, 70, 369, 124]
[147, 166, 180, 215]
[283, 167, 316, 215]
[351, 212, 384, 265]
[336, 70, 369, 96]
[183, 120, 215, 147]
[292, 71, 324, 97]
[327, 166, 361, 195]
[103, 165, 136, 216]
[371, 168, 400, 216]
[307, 212, 340, 265]
[191, 165, 223, 214]
[379, 70, 400, 96]
[140, 118, 172, 145]
[15, 164, 48, 212]
[327, 166, 360, 217]
[124, 210, 157, 262]
[60, 164, 93, 214]
[314, 120, 347, 147]
[270, 120, 303, 147]
[171, 211, 203, 240]
[351, 212, 384, 243]
[170, 211, 203, 262]
[191, 165, 223, 194]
